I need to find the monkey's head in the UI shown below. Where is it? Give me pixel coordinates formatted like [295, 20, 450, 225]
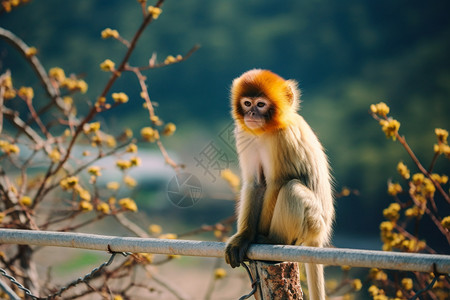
[231, 69, 300, 135]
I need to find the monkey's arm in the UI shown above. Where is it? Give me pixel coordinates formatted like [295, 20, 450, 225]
[225, 181, 265, 268]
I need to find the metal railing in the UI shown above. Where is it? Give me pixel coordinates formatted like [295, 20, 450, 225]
[1, 229, 449, 274]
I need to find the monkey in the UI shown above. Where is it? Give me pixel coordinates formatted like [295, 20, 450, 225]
[224, 69, 334, 300]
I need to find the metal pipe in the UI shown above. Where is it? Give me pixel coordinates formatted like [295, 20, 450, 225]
[0, 229, 448, 273]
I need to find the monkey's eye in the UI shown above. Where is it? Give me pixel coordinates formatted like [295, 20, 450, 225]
[257, 102, 266, 108]
[244, 101, 252, 107]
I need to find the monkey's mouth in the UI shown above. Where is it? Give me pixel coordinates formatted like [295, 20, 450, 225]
[244, 119, 264, 129]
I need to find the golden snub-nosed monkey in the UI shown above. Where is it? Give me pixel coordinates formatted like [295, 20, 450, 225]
[225, 69, 334, 300]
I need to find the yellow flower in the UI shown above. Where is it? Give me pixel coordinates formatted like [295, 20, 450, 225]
[101, 28, 119, 39]
[368, 285, 379, 297]
[124, 128, 133, 138]
[431, 174, 448, 185]
[134, 253, 153, 264]
[147, 6, 162, 19]
[18, 86, 34, 100]
[88, 166, 102, 177]
[25, 46, 37, 57]
[100, 59, 115, 71]
[49, 67, 66, 82]
[116, 159, 132, 170]
[387, 182, 402, 196]
[401, 278, 413, 290]
[112, 92, 128, 103]
[351, 279, 362, 291]
[221, 169, 240, 192]
[435, 128, 448, 144]
[412, 173, 424, 185]
[96, 202, 110, 214]
[83, 122, 101, 134]
[124, 175, 137, 188]
[379, 119, 400, 140]
[164, 55, 177, 64]
[0, 140, 20, 155]
[60, 176, 79, 190]
[159, 233, 177, 239]
[405, 206, 422, 218]
[48, 148, 61, 163]
[341, 265, 351, 271]
[130, 156, 141, 167]
[105, 135, 116, 147]
[113, 295, 123, 300]
[370, 102, 390, 117]
[76, 80, 88, 93]
[141, 127, 159, 142]
[422, 178, 435, 198]
[77, 187, 91, 201]
[214, 268, 227, 279]
[369, 269, 388, 281]
[119, 198, 138, 212]
[107, 181, 120, 190]
[79, 200, 93, 212]
[397, 162, 410, 180]
[162, 123, 176, 136]
[149, 224, 162, 235]
[383, 203, 401, 222]
[0, 212, 5, 223]
[126, 143, 138, 153]
[434, 143, 450, 156]
[19, 196, 32, 207]
[441, 216, 450, 230]
[379, 221, 394, 232]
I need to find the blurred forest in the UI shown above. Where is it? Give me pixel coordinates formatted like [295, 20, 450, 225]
[1, 0, 449, 250]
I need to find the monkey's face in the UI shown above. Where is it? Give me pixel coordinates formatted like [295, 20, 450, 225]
[240, 97, 271, 130]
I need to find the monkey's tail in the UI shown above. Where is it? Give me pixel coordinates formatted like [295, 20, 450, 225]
[305, 263, 325, 300]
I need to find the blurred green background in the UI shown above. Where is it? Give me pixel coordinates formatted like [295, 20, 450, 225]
[1, 0, 449, 251]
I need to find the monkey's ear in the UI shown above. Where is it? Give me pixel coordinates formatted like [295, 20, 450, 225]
[286, 79, 301, 110]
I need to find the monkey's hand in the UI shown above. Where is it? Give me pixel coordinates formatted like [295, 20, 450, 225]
[225, 233, 252, 268]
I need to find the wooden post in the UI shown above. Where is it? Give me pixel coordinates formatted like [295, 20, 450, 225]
[249, 261, 303, 300]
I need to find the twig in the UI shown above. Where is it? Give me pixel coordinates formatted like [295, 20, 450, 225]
[138, 44, 200, 70]
[0, 27, 66, 113]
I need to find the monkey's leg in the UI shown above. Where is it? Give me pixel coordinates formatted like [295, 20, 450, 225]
[268, 179, 326, 300]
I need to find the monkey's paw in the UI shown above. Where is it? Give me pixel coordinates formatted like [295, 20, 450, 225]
[224, 235, 251, 268]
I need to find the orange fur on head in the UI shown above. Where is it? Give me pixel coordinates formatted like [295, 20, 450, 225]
[231, 69, 300, 134]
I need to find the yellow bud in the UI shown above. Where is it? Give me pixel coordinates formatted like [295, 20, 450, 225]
[26, 47, 37, 57]
[124, 175, 137, 188]
[49, 67, 66, 82]
[19, 196, 32, 207]
[149, 224, 162, 234]
[401, 278, 413, 290]
[116, 159, 132, 170]
[126, 143, 138, 153]
[96, 202, 110, 214]
[397, 162, 410, 180]
[351, 279, 362, 291]
[214, 268, 227, 279]
[18, 86, 34, 100]
[147, 6, 162, 19]
[101, 28, 119, 39]
[112, 92, 129, 103]
[79, 200, 93, 212]
[100, 59, 115, 72]
[435, 128, 448, 144]
[48, 148, 61, 163]
[441, 216, 450, 230]
[119, 197, 138, 212]
[162, 123, 176, 136]
[88, 166, 102, 176]
[107, 181, 120, 190]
